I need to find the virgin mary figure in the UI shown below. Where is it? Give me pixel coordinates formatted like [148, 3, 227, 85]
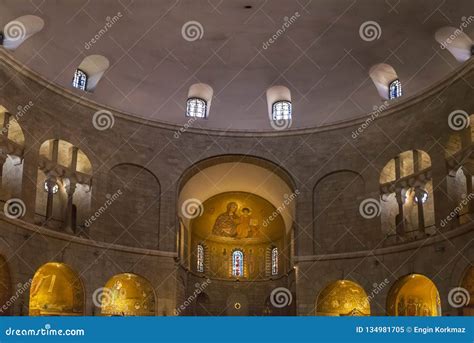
[212, 202, 240, 237]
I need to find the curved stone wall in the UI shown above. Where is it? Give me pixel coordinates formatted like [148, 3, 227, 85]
[0, 50, 473, 315]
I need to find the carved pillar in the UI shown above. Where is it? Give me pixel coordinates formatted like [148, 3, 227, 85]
[394, 156, 405, 235]
[414, 186, 426, 232]
[64, 182, 76, 233]
[64, 147, 78, 233]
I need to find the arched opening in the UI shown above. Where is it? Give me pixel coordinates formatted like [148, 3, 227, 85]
[72, 55, 109, 92]
[2, 15, 44, 50]
[369, 63, 403, 100]
[29, 262, 84, 316]
[386, 274, 441, 316]
[316, 280, 370, 316]
[0, 106, 25, 203]
[178, 156, 296, 316]
[0, 255, 12, 316]
[35, 139, 92, 232]
[460, 266, 473, 316]
[100, 273, 155, 316]
[380, 150, 435, 241]
[435, 27, 473, 62]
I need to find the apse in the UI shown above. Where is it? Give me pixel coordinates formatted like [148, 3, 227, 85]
[29, 262, 84, 316]
[100, 273, 156, 316]
[386, 274, 441, 316]
[316, 280, 370, 316]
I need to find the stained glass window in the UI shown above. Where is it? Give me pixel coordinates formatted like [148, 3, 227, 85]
[271, 247, 278, 275]
[186, 98, 207, 118]
[232, 250, 244, 277]
[388, 79, 402, 100]
[197, 244, 204, 273]
[272, 100, 292, 120]
[72, 69, 88, 91]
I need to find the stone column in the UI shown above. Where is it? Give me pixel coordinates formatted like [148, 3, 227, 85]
[64, 147, 78, 233]
[414, 186, 426, 232]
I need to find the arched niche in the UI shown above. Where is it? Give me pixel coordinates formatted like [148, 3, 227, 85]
[177, 155, 296, 272]
[313, 170, 366, 254]
[2, 15, 44, 50]
[0, 255, 12, 316]
[100, 273, 155, 316]
[0, 106, 25, 201]
[35, 139, 92, 231]
[75, 55, 110, 92]
[316, 280, 370, 316]
[369, 63, 401, 100]
[386, 274, 441, 316]
[104, 163, 160, 249]
[460, 266, 473, 316]
[29, 262, 84, 316]
[379, 150, 434, 237]
[435, 27, 473, 62]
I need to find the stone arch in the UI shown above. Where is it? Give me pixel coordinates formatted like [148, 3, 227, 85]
[35, 139, 92, 231]
[103, 163, 161, 249]
[2, 15, 44, 50]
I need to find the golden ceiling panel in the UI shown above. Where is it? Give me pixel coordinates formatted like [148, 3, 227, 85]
[29, 262, 84, 316]
[101, 273, 155, 316]
[386, 274, 441, 316]
[316, 280, 370, 316]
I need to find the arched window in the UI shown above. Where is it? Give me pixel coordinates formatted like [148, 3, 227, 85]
[232, 250, 244, 277]
[186, 98, 207, 118]
[186, 83, 213, 118]
[197, 244, 204, 273]
[388, 79, 402, 100]
[72, 69, 88, 91]
[369, 63, 402, 100]
[271, 247, 278, 275]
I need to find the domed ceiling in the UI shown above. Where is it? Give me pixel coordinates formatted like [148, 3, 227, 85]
[1, 0, 472, 131]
